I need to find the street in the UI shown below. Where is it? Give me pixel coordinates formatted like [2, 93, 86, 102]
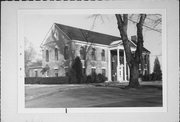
[25, 82, 162, 108]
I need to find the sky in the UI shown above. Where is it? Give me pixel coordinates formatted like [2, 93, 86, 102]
[24, 14, 162, 73]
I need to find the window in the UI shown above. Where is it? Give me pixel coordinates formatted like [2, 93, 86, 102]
[83, 67, 86, 74]
[101, 49, 105, 61]
[55, 48, 58, 61]
[119, 50, 124, 64]
[91, 48, 96, 60]
[55, 69, 58, 77]
[55, 73, 58, 77]
[144, 64, 147, 70]
[35, 70, 38, 77]
[91, 68, 96, 74]
[64, 46, 69, 60]
[46, 50, 49, 62]
[132, 51, 135, 58]
[64, 67, 69, 76]
[80, 46, 85, 60]
[139, 64, 142, 70]
[46, 70, 49, 77]
[102, 69, 106, 76]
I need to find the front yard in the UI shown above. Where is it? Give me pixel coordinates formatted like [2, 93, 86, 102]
[25, 81, 162, 108]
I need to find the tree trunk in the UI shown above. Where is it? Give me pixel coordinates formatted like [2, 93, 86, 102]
[115, 14, 146, 88]
[129, 63, 140, 88]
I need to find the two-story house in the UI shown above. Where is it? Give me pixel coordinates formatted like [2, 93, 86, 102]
[37, 23, 150, 82]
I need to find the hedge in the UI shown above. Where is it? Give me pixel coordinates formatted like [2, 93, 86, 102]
[25, 77, 69, 84]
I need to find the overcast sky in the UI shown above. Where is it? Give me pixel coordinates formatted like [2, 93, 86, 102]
[24, 14, 162, 73]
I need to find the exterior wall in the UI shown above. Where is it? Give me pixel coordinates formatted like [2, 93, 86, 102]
[41, 24, 150, 80]
[139, 53, 150, 76]
[29, 68, 43, 77]
[42, 46, 66, 77]
[73, 42, 108, 77]
[41, 24, 72, 77]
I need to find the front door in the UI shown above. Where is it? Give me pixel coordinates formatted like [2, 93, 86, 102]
[111, 50, 117, 81]
[118, 50, 125, 81]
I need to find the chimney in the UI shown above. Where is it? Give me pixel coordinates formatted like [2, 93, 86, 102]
[131, 35, 137, 44]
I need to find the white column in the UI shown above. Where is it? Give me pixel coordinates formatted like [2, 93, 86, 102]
[108, 49, 111, 81]
[117, 48, 120, 82]
[124, 50, 127, 81]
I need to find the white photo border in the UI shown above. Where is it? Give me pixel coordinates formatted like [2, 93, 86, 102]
[18, 9, 167, 113]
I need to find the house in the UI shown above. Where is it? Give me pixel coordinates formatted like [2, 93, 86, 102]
[40, 23, 150, 82]
[27, 62, 43, 77]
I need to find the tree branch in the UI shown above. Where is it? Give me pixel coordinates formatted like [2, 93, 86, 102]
[128, 15, 161, 33]
[115, 14, 123, 25]
[123, 14, 128, 25]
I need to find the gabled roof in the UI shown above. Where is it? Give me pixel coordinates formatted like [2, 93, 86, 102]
[55, 23, 121, 45]
[45, 23, 150, 53]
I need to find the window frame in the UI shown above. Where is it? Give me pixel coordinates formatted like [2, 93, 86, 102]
[64, 45, 69, 60]
[91, 67, 96, 74]
[55, 48, 58, 61]
[101, 49, 105, 61]
[46, 50, 49, 62]
[102, 68, 106, 76]
[91, 48, 96, 60]
[80, 46, 85, 60]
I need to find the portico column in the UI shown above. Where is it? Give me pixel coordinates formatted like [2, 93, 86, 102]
[124, 50, 127, 81]
[117, 47, 120, 82]
[108, 49, 111, 81]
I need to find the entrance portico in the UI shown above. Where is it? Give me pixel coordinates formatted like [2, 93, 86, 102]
[108, 44, 130, 82]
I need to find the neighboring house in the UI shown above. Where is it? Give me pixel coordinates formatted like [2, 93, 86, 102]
[40, 23, 150, 82]
[27, 61, 43, 77]
[28, 66, 42, 77]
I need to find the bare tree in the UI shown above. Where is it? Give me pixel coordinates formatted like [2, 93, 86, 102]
[115, 14, 147, 88]
[90, 14, 161, 88]
[24, 37, 36, 77]
[80, 30, 95, 76]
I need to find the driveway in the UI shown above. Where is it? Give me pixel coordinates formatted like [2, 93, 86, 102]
[25, 82, 162, 108]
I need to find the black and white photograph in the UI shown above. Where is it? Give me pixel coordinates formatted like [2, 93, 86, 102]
[1, 1, 179, 122]
[22, 12, 164, 109]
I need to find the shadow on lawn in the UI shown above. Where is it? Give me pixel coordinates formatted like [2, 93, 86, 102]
[93, 82, 162, 90]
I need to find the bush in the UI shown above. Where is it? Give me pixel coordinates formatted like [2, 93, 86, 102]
[25, 77, 68, 84]
[96, 74, 108, 83]
[91, 72, 97, 83]
[81, 74, 87, 84]
[69, 56, 83, 84]
[86, 75, 92, 83]
[142, 73, 162, 81]
[85, 73, 107, 83]
[142, 74, 150, 81]
[68, 68, 77, 84]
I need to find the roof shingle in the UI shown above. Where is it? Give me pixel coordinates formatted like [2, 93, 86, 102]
[54, 23, 150, 53]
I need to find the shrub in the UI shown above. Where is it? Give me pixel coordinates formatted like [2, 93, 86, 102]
[68, 68, 77, 84]
[81, 74, 87, 84]
[142, 74, 150, 81]
[152, 57, 162, 81]
[91, 72, 97, 83]
[25, 77, 69, 84]
[96, 74, 107, 83]
[86, 75, 92, 83]
[69, 56, 83, 84]
[85, 73, 107, 83]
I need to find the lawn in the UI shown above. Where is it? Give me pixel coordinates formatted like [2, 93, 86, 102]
[25, 81, 162, 108]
